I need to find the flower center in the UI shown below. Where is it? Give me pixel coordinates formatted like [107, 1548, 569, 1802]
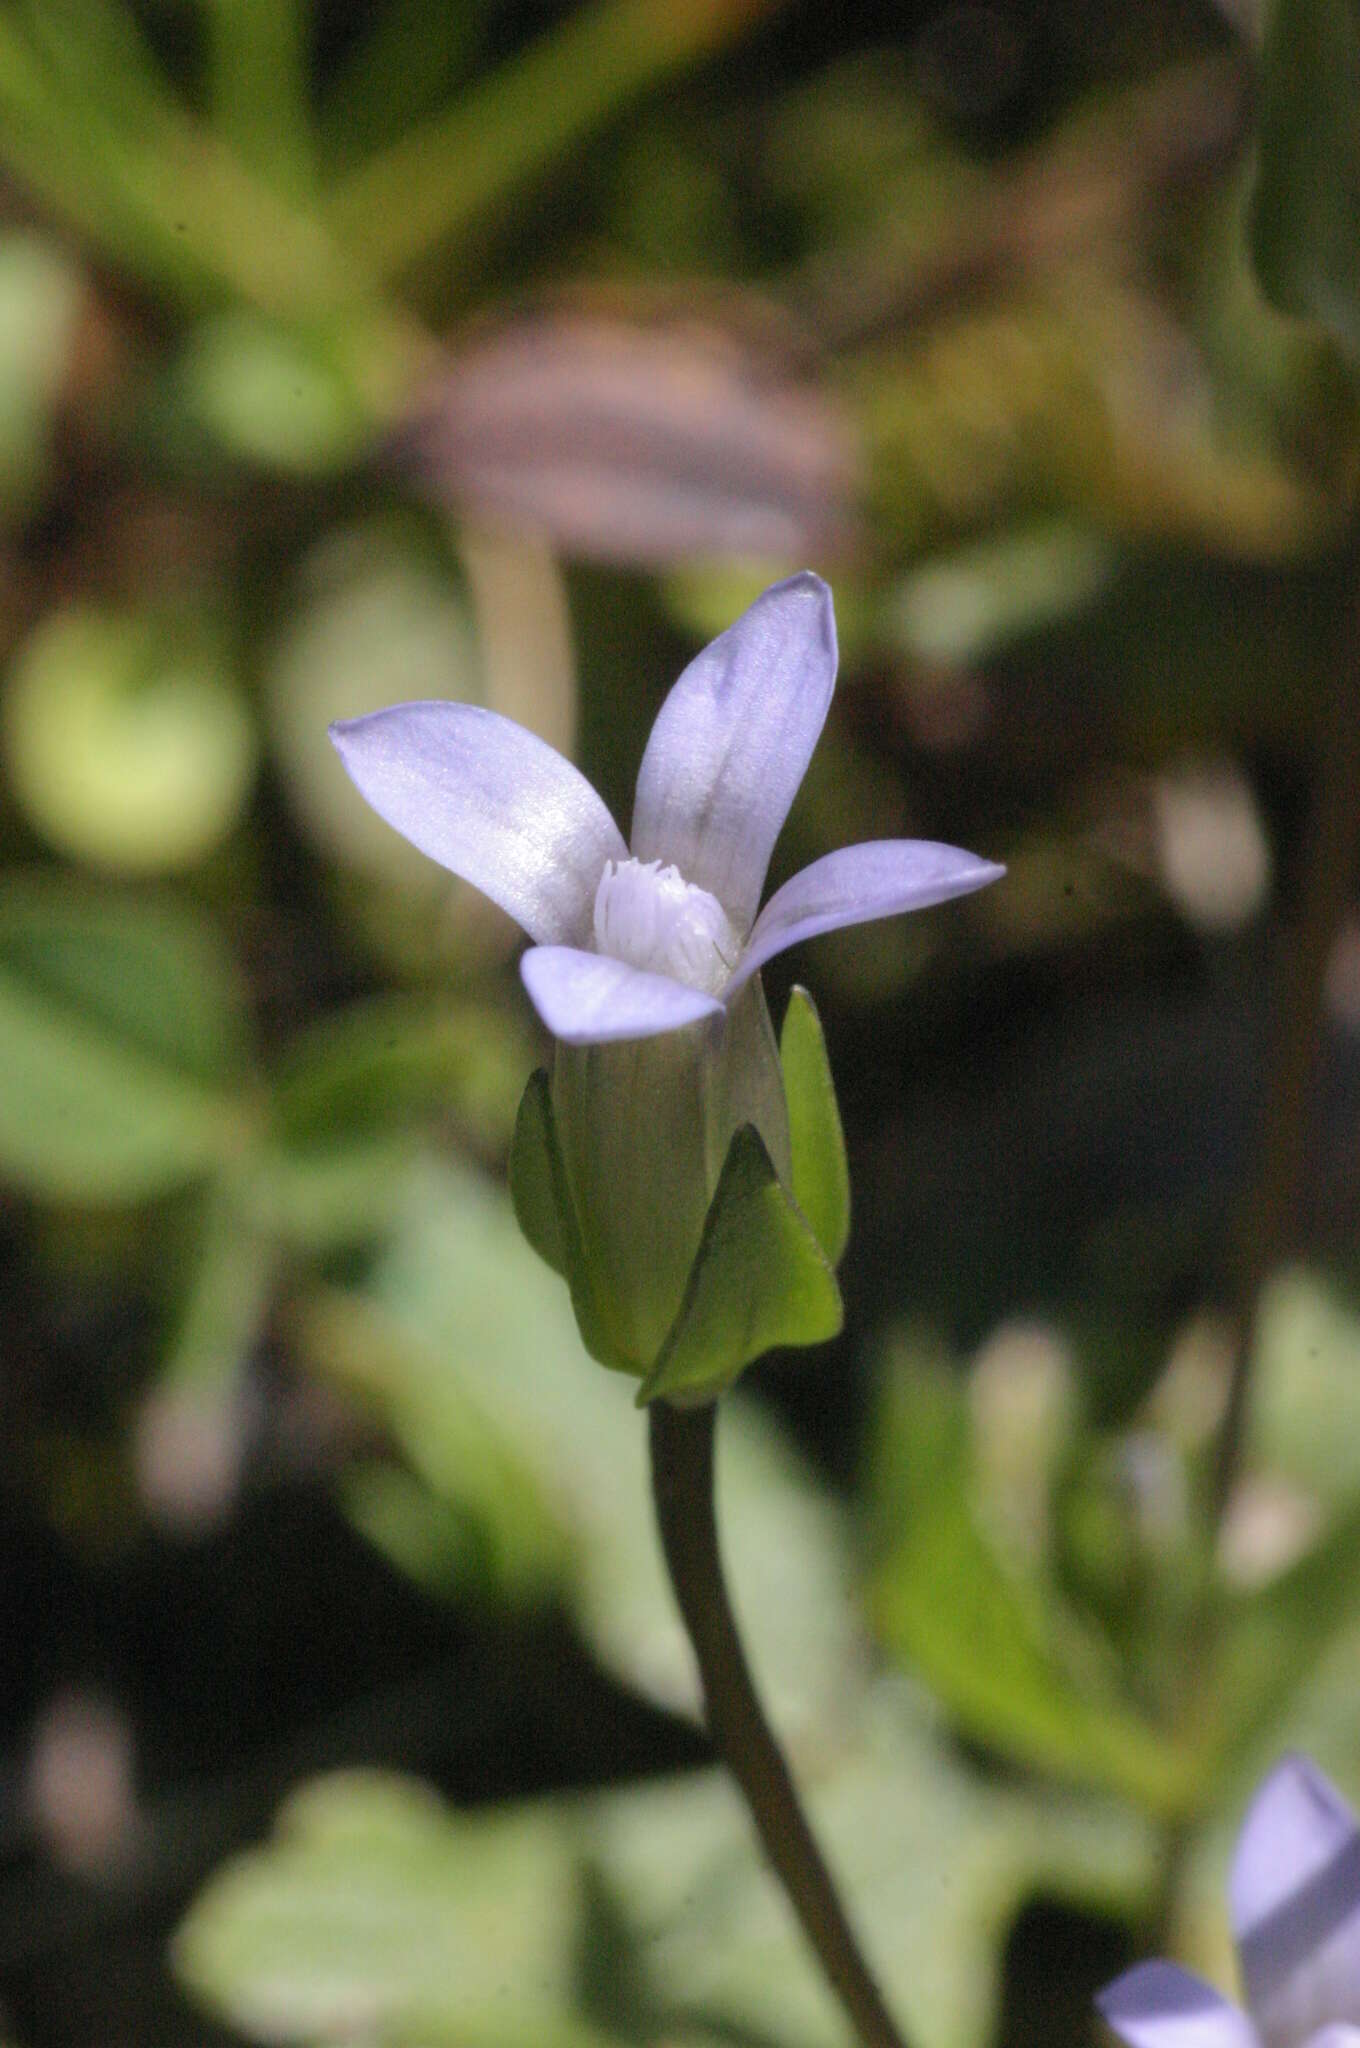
[593, 858, 739, 995]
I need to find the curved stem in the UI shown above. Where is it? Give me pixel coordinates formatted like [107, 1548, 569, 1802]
[649, 1400, 910, 2048]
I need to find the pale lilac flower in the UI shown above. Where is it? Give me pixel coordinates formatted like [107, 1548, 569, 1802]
[329, 573, 1002, 1045]
[1099, 1756, 1360, 2048]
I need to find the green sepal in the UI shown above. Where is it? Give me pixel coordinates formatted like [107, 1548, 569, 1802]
[509, 1067, 567, 1275]
[780, 986, 850, 1267]
[508, 1069, 630, 1373]
[637, 1123, 843, 1408]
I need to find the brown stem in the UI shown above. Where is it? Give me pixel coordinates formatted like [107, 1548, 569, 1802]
[1211, 617, 1360, 1526]
[649, 1400, 909, 2048]
[1152, 616, 1360, 1954]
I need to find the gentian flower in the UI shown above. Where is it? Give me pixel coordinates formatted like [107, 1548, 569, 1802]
[1099, 1756, 1360, 2048]
[331, 573, 1002, 1390]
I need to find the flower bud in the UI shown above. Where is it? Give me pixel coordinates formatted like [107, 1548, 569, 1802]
[511, 982, 847, 1403]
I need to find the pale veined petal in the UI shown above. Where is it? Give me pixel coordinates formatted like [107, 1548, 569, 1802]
[330, 702, 625, 945]
[726, 838, 1005, 993]
[520, 945, 723, 1044]
[630, 572, 836, 932]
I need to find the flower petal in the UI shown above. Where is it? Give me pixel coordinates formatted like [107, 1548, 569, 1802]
[630, 572, 836, 932]
[1097, 1963, 1261, 2048]
[1232, 1756, 1360, 2048]
[726, 839, 1005, 993]
[330, 703, 625, 945]
[520, 945, 723, 1044]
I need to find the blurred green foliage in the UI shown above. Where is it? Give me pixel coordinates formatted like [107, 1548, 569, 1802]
[2, 0, 1360, 2045]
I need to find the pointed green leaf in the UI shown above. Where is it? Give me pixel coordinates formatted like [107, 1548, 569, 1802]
[509, 1068, 567, 1276]
[1250, 0, 1360, 358]
[639, 1124, 842, 1408]
[508, 1068, 630, 1373]
[780, 985, 849, 1265]
[867, 1342, 1192, 1818]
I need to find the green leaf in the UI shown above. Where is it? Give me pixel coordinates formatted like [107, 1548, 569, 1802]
[589, 1685, 1158, 2048]
[180, 314, 367, 475]
[779, 986, 850, 1265]
[1250, 0, 1360, 357]
[298, 1280, 571, 1609]
[246, 995, 532, 1254]
[1214, 1495, 1360, 1786]
[509, 1067, 567, 1276]
[0, 875, 251, 1202]
[638, 1125, 843, 1407]
[158, 1182, 273, 1396]
[1246, 1267, 1360, 1503]
[271, 995, 530, 1156]
[1197, 1269, 1360, 1787]
[341, 1459, 502, 1602]
[246, 1133, 424, 1253]
[867, 1340, 1191, 1816]
[173, 1706, 1157, 2048]
[172, 1770, 616, 2048]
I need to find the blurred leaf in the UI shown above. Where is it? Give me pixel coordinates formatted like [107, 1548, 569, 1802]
[0, 231, 85, 519]
[766, 49, 975, 244]
[1196, 1270, 1360, 1785]
[327, 0, 786, 283]
[0, 875, 251, 1202]
[200, 0, 313, 195]
[867, 1338, 1191, 1815]
[1251, 0, 1360, 358]
[249, 944, 530, 1258]
[175, 1701, 1156, 2048]
[320, 0, 482, 165]
[299, 1279, 571, 1608]
[271, 994, 530, 1155]
[173, 1770, 615, 2048]
[159, 1182, 273, 1396]
[1170, 1623, 1360, 1990]
[780, 986, 850, 1266]
[1213, 1495, 1360, 1786]
[590, 1687, 1157, 2048]
[306, 1156, 862, 1732]
[134, 1181, 269, 1529]
[0, 0, 372, 326]
[3, 604, 258, 874]
[179, 314, 368, 475]
[859, 280, 1338, 563]
[248, 1135, 424, 1254]
[886, 519, 1115, 666]
[341, 1460, 498, 1601]
[1246, 1267, 1360, 1503]
[640, 1125, 842, 1406]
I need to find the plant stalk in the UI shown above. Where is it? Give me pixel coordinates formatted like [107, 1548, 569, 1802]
[1211, 601, 1360, 1526]
[649, 1399, 909, 2048]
